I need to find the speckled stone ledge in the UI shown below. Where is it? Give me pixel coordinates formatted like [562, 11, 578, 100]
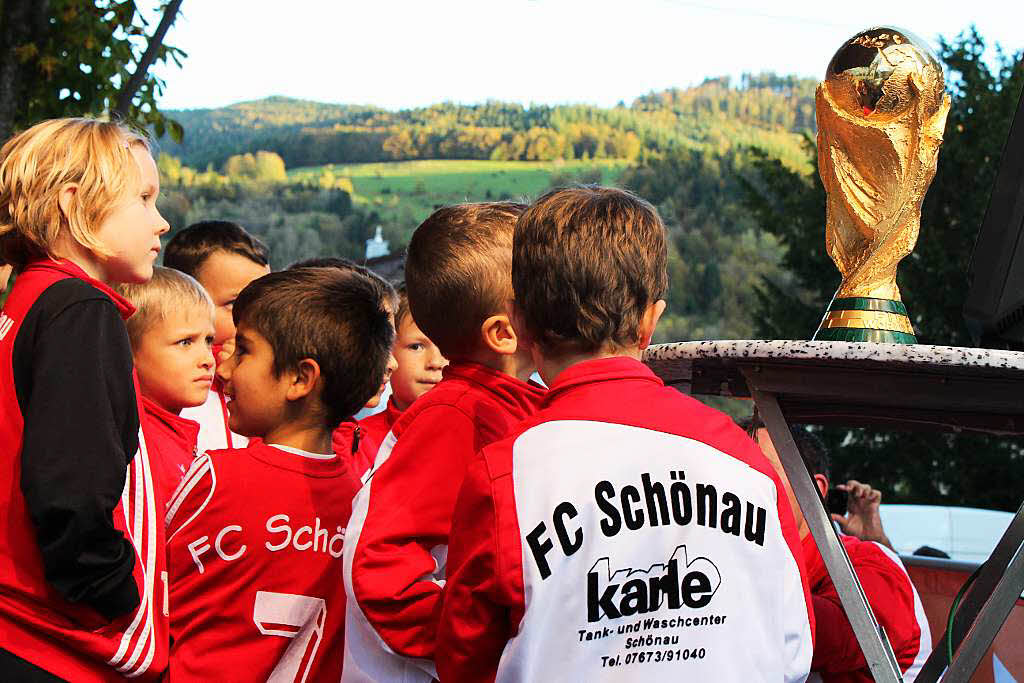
[643, 340, 1024, 386]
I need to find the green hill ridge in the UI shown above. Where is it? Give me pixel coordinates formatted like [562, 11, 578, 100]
[161, 73, 817, 171]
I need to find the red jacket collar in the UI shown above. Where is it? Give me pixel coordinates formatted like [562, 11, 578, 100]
[333, 418, 360, 455]
[543, 356, 661, 407]
[442, 361, 546, 415]
[23, 259, 136, 320]
[382, 396, 404, 425]
[141, 395, 201, 453]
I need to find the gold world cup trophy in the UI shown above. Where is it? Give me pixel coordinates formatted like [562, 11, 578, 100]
[813, 27, 950, 343]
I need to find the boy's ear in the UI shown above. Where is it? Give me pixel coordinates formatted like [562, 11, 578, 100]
[57, 183, 78, 224]
[637, 299, 667, 350]
[480, 312, 518, 357]
[813, 474, 829, 500]
[287, 358, 322, 401]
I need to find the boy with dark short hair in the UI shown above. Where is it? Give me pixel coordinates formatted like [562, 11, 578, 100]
[436, 186, 814, 682]
[286, 257, 401, 479]
[166, 267, 393, 681]
[164, 220, 270, 452]
[286, 259, 399, 419]
[342, 203, 545, 682]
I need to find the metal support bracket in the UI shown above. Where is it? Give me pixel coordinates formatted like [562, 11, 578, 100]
[750, 384, 903, 683]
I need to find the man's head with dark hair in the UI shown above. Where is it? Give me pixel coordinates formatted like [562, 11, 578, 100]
[513, 185, 668, 357]
[739, 414, 833, 536]
[163, 220, 271, 347]
[792, 430, 830, 482]
[219, 267, 394, 433]
[740, 414, 896, 553]
[405, 202, 528, 360]
[738, 413, 831, 482]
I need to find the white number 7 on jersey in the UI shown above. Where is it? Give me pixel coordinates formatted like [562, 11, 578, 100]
[253, 591, 327, 683]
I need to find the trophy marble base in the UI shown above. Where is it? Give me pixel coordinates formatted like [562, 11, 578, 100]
[813, 297, 917, 344]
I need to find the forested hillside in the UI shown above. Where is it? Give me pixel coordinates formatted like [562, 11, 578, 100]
[160, 73, 816, 170]
[156, 73, 817, 347]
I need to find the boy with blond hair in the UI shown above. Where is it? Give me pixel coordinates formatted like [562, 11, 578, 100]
[343, 203, 545, 682]
[118, 266, 216, 501]
[356, 284, 447, 473]
[164, 220, 271, 453]
[0, 118, 170, 680]
[166, 267, 394, 681]
[437, 186, 814, 682]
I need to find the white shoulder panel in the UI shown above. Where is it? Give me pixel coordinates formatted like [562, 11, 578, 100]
[498, 419, 812, 683]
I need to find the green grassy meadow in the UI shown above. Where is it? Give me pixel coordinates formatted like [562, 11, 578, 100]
[288, 159, 631, 231]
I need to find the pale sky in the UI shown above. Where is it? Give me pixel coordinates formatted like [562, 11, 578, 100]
[152, 0, 1024, 111]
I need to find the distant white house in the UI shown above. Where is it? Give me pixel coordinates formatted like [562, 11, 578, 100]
[366, 226, 390, 260]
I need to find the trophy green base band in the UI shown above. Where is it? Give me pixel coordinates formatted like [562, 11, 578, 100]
[813, 297, 918, 344]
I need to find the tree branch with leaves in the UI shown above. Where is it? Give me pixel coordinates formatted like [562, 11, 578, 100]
[0, 0, 187, 142]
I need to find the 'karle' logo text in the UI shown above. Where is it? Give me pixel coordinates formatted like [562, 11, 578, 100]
[587, 546, 721, 623]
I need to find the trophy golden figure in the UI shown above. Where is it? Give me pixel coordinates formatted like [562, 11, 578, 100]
[813, 27, 951, 343]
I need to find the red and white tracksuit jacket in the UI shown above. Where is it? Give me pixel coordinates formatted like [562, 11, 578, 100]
[166, 439, 361, 681]
[352, 397, 403, 477]
[806, 533, 930, 682]
[331, 398, 404, 482]
[140, 395, 200, 506]
[342, 362, 545, 682]
[0, 260, 168, 680]
[437, 357, 814, 683]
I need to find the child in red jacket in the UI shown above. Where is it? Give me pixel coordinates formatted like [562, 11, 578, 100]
[357, 284, 447, 474]
[118, 266, 217, 502]
[163, 221, 271, 453]
[0, 118, 171, 680]
[437, 187, 815, 683]
[166, 267, 394, 681]
[342, 203, 545, 682]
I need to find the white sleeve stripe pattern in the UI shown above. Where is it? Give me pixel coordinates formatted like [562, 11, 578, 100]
[165, 452, 212, 526]
[870, 541, 932, 681]
[342, 433, 435, 682]
[166, 455, 217, 542]
[360, 429, 397, 486]
[110, 454, 146, 666]
[108, 426, 158, 677]
[121, 423, 159, 677]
